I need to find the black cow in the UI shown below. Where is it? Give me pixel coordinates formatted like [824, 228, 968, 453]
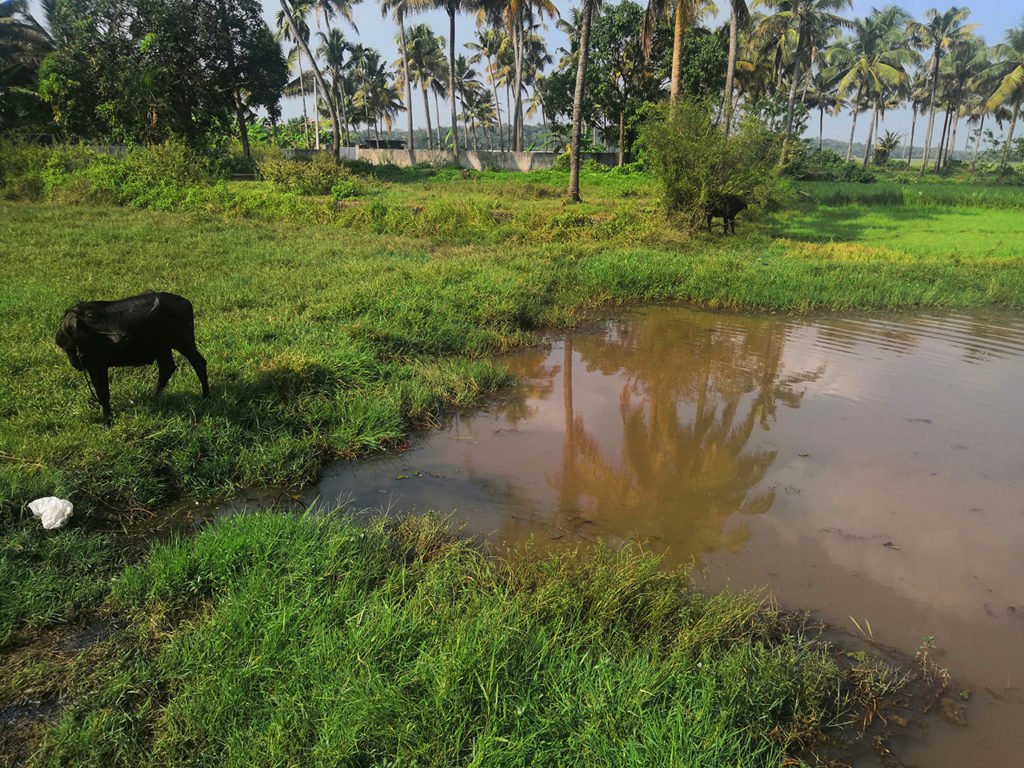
[705, 194, 748, 234]
[55, 292, 209, 426]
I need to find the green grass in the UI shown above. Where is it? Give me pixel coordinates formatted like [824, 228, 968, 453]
[0, 527, 119, 645]
[29, 512, 882, 767]
[0, 163, 986, 767]
[2, 170, 1024, 519]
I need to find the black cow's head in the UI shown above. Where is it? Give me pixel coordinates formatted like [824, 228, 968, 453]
[55, 308, 85, 371]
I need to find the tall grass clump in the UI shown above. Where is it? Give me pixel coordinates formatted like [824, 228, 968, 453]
[33, 512, 894, 767]
[640, 100, 783, 226]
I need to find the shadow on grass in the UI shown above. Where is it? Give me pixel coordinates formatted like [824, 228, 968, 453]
[770, 205, 950, 244]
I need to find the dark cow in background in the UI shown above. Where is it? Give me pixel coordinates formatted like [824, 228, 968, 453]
[705, 194, 748, 234]
[56, 292, 209, 426]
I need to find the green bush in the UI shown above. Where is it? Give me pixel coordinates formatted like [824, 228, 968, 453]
[787, 149, 877, 183]
[331, 179, 357, 200]
[258, 149, 351, 195]
[640, 100, 783, 225]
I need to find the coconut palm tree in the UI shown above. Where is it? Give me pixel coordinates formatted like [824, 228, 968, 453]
[906, 6, 977, 175]
[403, 23, 446, 149]
[569, 0, 601, 202]
[453, 54, 483, 148]
[641, 0, 715, 106]
[477, 0, 558, 151]
[983, 18, 1024, 164]
[276, 7, 313, 147]
[408, 0, 468, 154]
[1, 0, 55, 130]
[279, 0, 342, 157]
[381, 0, 416, 150]
[467, 26, 508, 150]
[753, 0, 852, 145]
[722, 0, 752, 135]
[934, 35, 986, 169]
[317, 28, 355, 145]
[826, 5, 914, 167]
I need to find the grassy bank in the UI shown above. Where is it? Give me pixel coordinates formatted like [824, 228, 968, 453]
[22, 512, 908, 767]
[3, 176, 1023, 515]
[0, 164, 992, 765]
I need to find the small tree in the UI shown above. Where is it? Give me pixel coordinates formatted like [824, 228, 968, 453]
[873, 129, 900, 165]
[640, 99, 783, 226]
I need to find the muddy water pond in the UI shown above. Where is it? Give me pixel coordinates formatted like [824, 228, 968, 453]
[309, 305, 1024, 766]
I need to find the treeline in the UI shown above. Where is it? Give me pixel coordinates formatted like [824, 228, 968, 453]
[2, 0, 1023, 188]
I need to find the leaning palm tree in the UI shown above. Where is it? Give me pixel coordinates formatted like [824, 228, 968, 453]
[906, 6, 977, 175]
[279, 0, 342, 158]
[276, 8, 313, 147]
[982, 18, 1024, 164]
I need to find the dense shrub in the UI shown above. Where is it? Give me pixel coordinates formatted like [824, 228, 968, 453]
[787, 149, 877, 183]
[257, 149, 353, 195]
[640, 100, 783, 225]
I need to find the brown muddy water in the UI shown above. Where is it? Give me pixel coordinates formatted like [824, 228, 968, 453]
[308, 305, 1024, 768]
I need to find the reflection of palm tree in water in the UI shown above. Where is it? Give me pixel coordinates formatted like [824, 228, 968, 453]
[547, 310, 824, 560]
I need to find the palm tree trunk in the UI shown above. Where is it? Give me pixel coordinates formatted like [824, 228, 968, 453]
[314, 78, 321, 150]
[568, 0, 595, 202]
[818, 107, 824, 152]
[398, 13, 414, 152]
[279, 0, 339, 159]
[846, 106, 859, 162]
[422, 85, 434, 150]
[779, 49, 803, 165]
[298, 57, 310, 149]
[947, 108, 961, 166]
[669, 0, 685, 104]
[434, 89, 443, 148]
[862, 102, 879, 167]
[906, 105, 917, 169]
[935, 108, 950, 172]
[971, 112, 984, 170]
[487, 53, 504, 152]
[723, 5, 739, 136]
[338, 82, 351, 146]
[1003, 101, 1019, 164]
[512, 18, 525, 150]
[920, 51, 940, 176]
[447, 9, 460, 155]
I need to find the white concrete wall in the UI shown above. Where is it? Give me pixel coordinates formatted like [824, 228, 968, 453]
[282, 147, 623, 171]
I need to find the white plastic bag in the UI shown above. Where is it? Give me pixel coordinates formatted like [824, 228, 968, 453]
[28, 497, 74, 530]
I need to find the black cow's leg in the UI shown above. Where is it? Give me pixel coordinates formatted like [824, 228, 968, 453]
[179, 345, 210, 398]
[89, 367, 113, 426]
[156, 349, 176, 393]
